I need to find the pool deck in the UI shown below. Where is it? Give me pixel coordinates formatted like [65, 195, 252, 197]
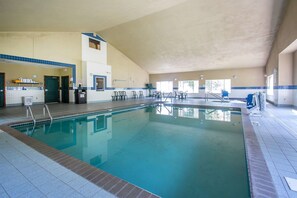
[0, 98, 296, 197]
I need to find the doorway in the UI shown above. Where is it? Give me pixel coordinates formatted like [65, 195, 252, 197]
[44, 76, 60, 103]
[0, 73, 5, 107]
[61, 76, 69, 103]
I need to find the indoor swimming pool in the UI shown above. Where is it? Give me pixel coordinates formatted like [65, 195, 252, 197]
[14, 105, 250, 198]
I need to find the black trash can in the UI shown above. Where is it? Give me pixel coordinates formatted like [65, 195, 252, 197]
[75, 89, 87, 104]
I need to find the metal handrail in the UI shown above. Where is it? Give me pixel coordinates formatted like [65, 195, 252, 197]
[43, 104, 53, 122]
[206, 92, 225, 102]
[164, 92, 173, 102]
[26, 106, 36, 125]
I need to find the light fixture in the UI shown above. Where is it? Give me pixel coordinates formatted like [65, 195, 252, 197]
[64, 68, 67, 72]
[232, 75, 237, 79]
[32, 75, 37, 78]
[200, 75, 204, 80]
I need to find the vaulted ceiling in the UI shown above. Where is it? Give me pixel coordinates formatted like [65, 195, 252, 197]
[0, 0, 287, 74]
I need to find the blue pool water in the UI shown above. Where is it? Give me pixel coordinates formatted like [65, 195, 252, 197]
[14, 105, 250, 198]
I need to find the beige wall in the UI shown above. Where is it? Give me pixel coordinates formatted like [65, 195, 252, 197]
[107, 44, 149, 88]
[150, 67, 265, 87]
[0, 32, 82, 83]
[0, 63, 70, 86]
[264, 0, 297, 106]
[294, 51, 297, 85]
[0, 32, 149, 89]
[266, 0, 297, 77]
[278, 53, 293, 85]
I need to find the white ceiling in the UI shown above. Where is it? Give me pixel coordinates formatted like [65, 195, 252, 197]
[0, 0, 287, 74]
[0, 0, 187, 31]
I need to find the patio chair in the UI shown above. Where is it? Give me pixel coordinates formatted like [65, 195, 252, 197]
[132, 91, 138, 99]
[139, 91, 144, 98]
[120, 91, 127, 100]
[111, 91, 119, 101]
[221, 90, 229, 101]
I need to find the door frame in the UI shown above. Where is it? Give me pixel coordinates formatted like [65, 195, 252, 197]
[0, 72, 5, 107]
[44, 75, 60, 103]
[61, 75, 70, 103]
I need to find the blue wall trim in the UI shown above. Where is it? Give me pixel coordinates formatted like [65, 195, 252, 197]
[82, 33, 106, 42]
[231, 86, 266, 90]
[0, 54, 76, 84]
[275, 85, 297, 89]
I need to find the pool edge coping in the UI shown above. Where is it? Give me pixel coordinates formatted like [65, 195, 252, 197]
[0, 102, 277, 197]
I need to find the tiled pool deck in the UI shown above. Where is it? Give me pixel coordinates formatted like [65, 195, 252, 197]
[0, 98, 296, 197]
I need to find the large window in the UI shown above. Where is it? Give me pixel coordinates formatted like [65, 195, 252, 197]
[205, 79, 231, 93]
[178, 80, 199, 93]
[267, 75, 274, 95]
[156, 81, 173, 93]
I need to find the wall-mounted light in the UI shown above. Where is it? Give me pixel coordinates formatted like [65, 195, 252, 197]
[70, 77, 73, 82]
[32, 75, 37, 78]
[232, 75, 237, 79]
[264, 74, 267, 78]
[174, 78, 177, 81]
[200, 75, 204, 80]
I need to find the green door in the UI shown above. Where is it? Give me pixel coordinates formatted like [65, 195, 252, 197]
[0, 73, 5, 107]
[61, 76, 69, 103]
[45, 76, 59, 103]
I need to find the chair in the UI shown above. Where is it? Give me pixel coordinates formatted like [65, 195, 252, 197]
[132, 91, 138, 99]
[246, 94, 254, 109]
[120, 91, 127, 100]
[139, 91, 144, 98]
[111, 91, 119, 101]
[178, 92, 187, 99]
[173, 91, 178, 99]
[221, 90, 229, 101]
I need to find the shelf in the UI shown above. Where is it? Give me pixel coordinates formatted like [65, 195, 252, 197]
[14, 82, 41, 85]
[11, 80, 42, 85]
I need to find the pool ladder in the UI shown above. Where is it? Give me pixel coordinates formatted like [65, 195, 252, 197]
[43, 104, 53, 122]
[26, 104, 53, 124]
[26, 106, 36, 125]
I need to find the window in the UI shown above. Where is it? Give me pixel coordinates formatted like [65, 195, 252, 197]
[95, 77, 105, 91]
[156, 81, 173, 93]
[89, 38, 100, 50]
[205, 79, 231, 93]
[267, 75, 274, 95]
[178, 80, 199, 93]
